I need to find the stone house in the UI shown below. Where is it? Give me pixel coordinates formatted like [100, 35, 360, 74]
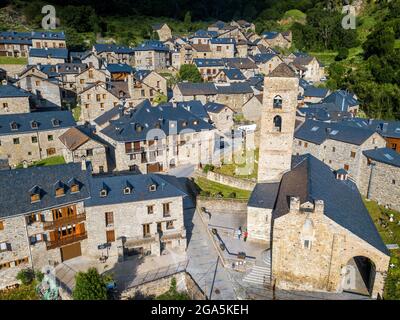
[250, 53, 283, 76]
[215, 82, 254, 113]
[0, 162, 90, 289]
[17, 74, 63, 110]
[30, 31, 66, 49]
[28, 48, 68, 65]
[98, 100, 217, 173]
[0, 84, 31, 114]
[292, 55, 324, 83]
[75, 66, 108, 94]
[204, 102, 234, 135]
[152, 23, 172, 42]
[361, 148, 400, 211]
[188, 30, 216, 45]
[105, 63, 134, 81]
[190, 44, 213, 60]
[59, 126, 109, 174]
[70, 51, 101, 69]
[92, 44, 134, 65]
[242, 94, 263, 123]
[133, 69, 168, 96]
[0, 111, 76, 167]
[293, 119, 387, 190]
[247, 65, 389, 298]
[303, 86, 330, 103]
[262, 31, 291, 48]
[321, 90, 359, 115]
[235, 40, 249, 58]
[173, 82, 218, 104]
[85, 173, 186, 262]
[209, 38, 235, 59]
[193, 58, 225, 82]
[230, 20, 256, 33]
[222, 58, 259, 78]
[214, 68, 246, 83]
[132, 40, 170, 71]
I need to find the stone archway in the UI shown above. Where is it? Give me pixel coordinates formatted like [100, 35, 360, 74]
[341, 256, 376, 297]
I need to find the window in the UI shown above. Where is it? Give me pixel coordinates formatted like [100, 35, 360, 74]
[273, 115, 282, 132]
[143, 224, 151, 237]
[55, 187, 65, 197]
[30, 193, 40, 203]
[100, 189, 107, 197]
[102, 94, 106, 99]
[106, 230, 115, 243]
[273, 95, 282, 108]
[298, 141, 302, 146]
[163, 203, 171, 217]
[166, 221, 174, 230]
[48, 135, 53, 141]
[80, 79, 84, 84]
[88, 70, 93, 79]
[0, 242, 10, 252]
[13, 138, 20, 145]
[96, 94, 101, 102]
[31, 136, 38, 143]
[344, 164, 350, 171]
[105, 212, 114, 227]
[30, 233, 44, 245]
[0, 220, 3, 231]
[14, 257, 29, 266]
[70, 184, 79, 193]
[332, 147, 336, 152]
[3, 102, 8, 109]
[350, 151, 356, 158]
[391, 143, 397, 150]
[392, 179, 396, 185]
[304, 142, 308, 148]
[149, 184, 156, 192]
[35, 80, 41, 86]
[304, 240, 311, 249]
[99, 166, 104, 173]
[100, 103, 104, 110]
[46, 148, 56, 156]
[147, 205, 154, 214]
[86, 149, 93, 157]
[0, 262, 11, 270]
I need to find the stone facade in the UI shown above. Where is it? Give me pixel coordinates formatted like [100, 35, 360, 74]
[207, 106, 234, 135]
[272, 198, 390, 298]
[242, 94, 262, 124]
[85, 196, 186, 263]
[215, 91, 253, 113]
[134, 50, 169, 71]
[0, 95, 30, 114]
[75, 67, 108, 94]
[0, 127, 71, 167]
[154, 24, 172, 42]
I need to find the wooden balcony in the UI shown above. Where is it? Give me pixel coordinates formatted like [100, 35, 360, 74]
[46, 232, 87, 250]
[43, 213, 86, 230]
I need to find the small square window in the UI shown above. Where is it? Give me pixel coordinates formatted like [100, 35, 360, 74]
[392, 179, 396, 185]
[31, 136, 38, 143]
[13, 138, 20, 145]
[48, 135, 53, 141]
[304, 240, 311, 249]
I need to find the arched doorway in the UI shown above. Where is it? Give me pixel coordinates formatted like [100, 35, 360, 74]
[341, 256, 376, 296]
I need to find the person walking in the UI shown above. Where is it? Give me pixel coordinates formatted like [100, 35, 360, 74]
[237, 226, 242, 240]
[243, 230, 248, 242]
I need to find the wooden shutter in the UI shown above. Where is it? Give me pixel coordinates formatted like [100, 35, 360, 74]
[49, 231, 57, 242]
[106, 230, 115, 243]
[0, 221, 3, 230]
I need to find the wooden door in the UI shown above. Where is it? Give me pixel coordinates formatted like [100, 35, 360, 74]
[60, 242, 81, 261]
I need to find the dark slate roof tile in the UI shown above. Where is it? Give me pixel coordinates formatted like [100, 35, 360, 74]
[363, 148, 400, 168]
[0, 84, 31, 98]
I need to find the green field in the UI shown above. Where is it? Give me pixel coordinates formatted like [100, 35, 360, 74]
[0, 282, 39, 300]
[213, 149, 259, 180]
[195, 177, 251, 200]
[16, 156, 66, 169]
[0, 56, 28, 65]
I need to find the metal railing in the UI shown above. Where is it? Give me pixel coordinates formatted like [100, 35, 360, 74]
[46, 232, 87, 250]
[43, 213, 86, 230]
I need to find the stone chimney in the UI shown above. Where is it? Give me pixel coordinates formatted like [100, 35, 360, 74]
[289, 196, 300, 213]
[81, 157, 87, 171]
[314, 200, 324, 214]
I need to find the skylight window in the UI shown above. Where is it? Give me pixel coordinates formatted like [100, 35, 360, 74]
[384, 153, 394, 161]
[330, 130, 339, 135]
[311, 126, 319, 132]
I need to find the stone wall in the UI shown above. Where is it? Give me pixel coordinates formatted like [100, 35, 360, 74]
[120, 271, 206, 300]
[215, 92, 253, 113]
[0, 64, 26, 79]
[0, 96, 30, 114]
[196, 170, 256, 191]
[197, 198, 248, 214]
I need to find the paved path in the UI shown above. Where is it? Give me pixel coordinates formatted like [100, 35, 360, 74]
[184, 208, 237, 300]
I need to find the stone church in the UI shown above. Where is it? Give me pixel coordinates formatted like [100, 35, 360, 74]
[247, 63, 390, 299]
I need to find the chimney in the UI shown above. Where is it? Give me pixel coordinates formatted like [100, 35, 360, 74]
[368, 118, 373, 125]
[313, 200, 324, 214]
[325, 127, 331, 134]
[81, 157, 87, 171]
[289, 196, 300, 213]
[382, 122, 388, 132]
[22, 160, 28, 169]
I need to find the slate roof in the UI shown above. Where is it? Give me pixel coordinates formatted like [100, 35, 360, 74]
[191, 44, 211, 52]
[321, 90, 359, 111]
[251, 53, 277, 64]
[304, 86, 329, 98]
[134, 69, 151, 80]
[106, 63, 134, 73]
[30, 31, 66, 40]
[59, 127, 91, 151]
[191, 30, 218, 38]
[177, 101, 209, 119]
[204, 102, 228, 113]
[133, 40, 169, 52]
[93, 44, 134, 54]
[297, 107, 352, 122]
[363, 148, 400, 168]
[262, 31, 279, 39]
[152, 23, 166, 30]
[176, 82, 217, 96]
[193, 58, 224, 67]
[0, 31, 32, 45]
[216, 82, 253, 94]
[246, 75, 264, 87]
[223, 58, 257, 69]
[210, 38, 235, 44]
[340, 118, 400, 139]
[29, 48, 68, 59]
[100, 99, 215, 142]
[85, 173, 186, 207]
[248, 182, 280, 209]
[272, 154, 389, 255]
[294, 119, 376, 146]
[293, 56, 315, 67]
[0, 163, 90, 218]
[268, 63, 297, 78]
[0, 111, 76, 136]
[220, 68, 245, 81]
[94, 105, 124, 126]
[0, 84, 31, 98]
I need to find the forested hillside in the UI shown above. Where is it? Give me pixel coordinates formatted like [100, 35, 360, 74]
[0, 0, 399, 119]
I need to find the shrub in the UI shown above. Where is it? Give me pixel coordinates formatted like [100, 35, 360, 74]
[72, 268, 108, 300]
[200, 190, 211, 197]
[335, 48, 349, 61]
[203, 164, 214, 173]
[16, 269, 35, 285]
[228, 192, 237, 198]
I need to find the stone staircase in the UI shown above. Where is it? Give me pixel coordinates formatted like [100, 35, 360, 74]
[243, 249, 271, 286]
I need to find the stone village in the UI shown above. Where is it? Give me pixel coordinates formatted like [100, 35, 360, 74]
[0, 20, 399, 300]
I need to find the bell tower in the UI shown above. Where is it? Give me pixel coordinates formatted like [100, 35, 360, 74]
[257, 63, 299, 182]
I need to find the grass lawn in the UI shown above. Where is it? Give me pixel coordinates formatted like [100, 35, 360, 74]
[395, 40, 400, 49]
[0, 56, 28, 65]
[0, 282, 39, 300]
[16, 156, 66, 169]
[363, 198, 400, 299]
[72, 105, 81, 122]
[195, 177, 251, 200]
[309, 51, 337, 66]
[213, 149, 258, 180]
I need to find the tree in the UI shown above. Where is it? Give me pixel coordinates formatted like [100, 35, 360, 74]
[65, 28, 88, 52]
[363, 25, 395, 59]
[155, 277, 190, 300]
[72, 268, 108, 300]
[184, 11, 192, 30]
[335, 48, 349, 61]
[178, 64, 202, 83]
[153, 92, 168, 104]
